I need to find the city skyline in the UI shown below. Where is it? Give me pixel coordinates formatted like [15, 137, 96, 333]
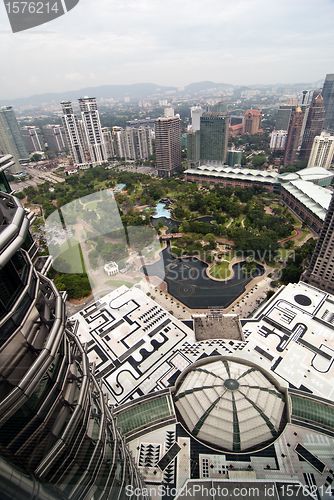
[0, 0, 334, 99]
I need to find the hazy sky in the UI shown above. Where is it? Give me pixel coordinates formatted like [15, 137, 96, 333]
[1, 0, 333, 99]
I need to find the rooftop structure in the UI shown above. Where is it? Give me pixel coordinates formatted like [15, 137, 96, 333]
[70, 282, 334, 496]
[192, 313, 243, 341]
[104, 260, 119, 276]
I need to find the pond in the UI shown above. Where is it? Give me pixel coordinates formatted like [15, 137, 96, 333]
[141, 242, 265, 309]
[152, 202, 171, 219]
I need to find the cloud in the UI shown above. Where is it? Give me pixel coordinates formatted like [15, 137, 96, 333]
[1, 0, 334, 98]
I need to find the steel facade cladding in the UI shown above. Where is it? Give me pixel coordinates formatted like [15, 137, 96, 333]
[0, 162, 147, 499]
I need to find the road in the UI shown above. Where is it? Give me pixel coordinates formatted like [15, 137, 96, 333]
[10, 166, 65, 192]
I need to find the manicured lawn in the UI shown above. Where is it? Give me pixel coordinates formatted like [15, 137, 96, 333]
[105, 280, 135, 288]
[297, 230, 310, 242]
[209, 261, 231, 279]
[277, 248, 295, 260]
[54, 238, 86, 273]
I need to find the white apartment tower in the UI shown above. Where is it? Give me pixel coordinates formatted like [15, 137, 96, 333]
[78, 97, 107, 166]
[307, 132, 334, 170]
[61, 101, 88, 168]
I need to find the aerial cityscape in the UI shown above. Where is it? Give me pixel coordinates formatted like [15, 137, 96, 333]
[2, 4, 334, 500]
[1, 68, 334, 500]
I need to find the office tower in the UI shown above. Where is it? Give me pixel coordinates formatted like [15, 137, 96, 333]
[199, 112, 229, 165]
[283, 107, 303, 166]
[155, 115, 182, 177]
[270, 130, 287, 150]
[302, 191, 334, 293]
[322, 73, 334, 132]
[190, 106, 204, 131]
[299, 90, 313, 106]
[102, 127, 115, 159]
[20, 125, 44, 152]
[0, 106, 29, 161]
[187, 129, 201, 168]
[243, 109, 262, 134]
[0, 155, 147, 500]
[299, 94, 325, 162]
[307, 132, 334, 170]
[275, 106, 293, 131]
[61, 101, 88, 168]
[43, 124, 68, 152]
[78, 97, 107, 166]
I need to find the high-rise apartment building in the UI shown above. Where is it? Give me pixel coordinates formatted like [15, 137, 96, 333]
[283, 107, 304, 166]
[155, 115, 182, 176]
[102, 127, 115, 159]
[302, 191, 334, 293]
[78, 97, 107, 166]
[187, 129, 201, 168]
[307, 132, 334, 170]
[190, 106, 204, 131]
[243, 109, 262, 134]
[299, 94, 325, 162]
[0, 106, 29, 161]
[61, 101, 88, 168]
[0, 155, 147, 500]
[112, 126, 152, 161]
[43, 124, 68, 152]
[270, 130, 287, 150]
[322, 73, 334, 132]
[21, 125, 44, 152]
[199, 112, 229, 165]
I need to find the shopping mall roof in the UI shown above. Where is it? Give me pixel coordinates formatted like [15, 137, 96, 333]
[282, 180, 332, 220]
[174, 358, 286, 452]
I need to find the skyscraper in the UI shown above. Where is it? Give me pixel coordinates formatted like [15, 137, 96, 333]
[322, 73, 334, 132]
[61, 101, 88, 168]
[199, 112, 229, 165]
[0, 106, 29, 161]
[155, 115, 182, 177]
[0, 155, 147, 500]
[78, 97, 107, 166]
[302, 191, 334, 293]
[283, 107, 304, 166]
[299, 94, 325, 163]
[307, 132, 334, 170]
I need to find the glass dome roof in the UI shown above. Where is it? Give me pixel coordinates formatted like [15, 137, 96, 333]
[174, 358, 286, 452]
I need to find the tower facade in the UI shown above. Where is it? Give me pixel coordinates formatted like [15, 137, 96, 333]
[78, 97, 107, 166]
[61, 101, 88, 168]
[283, 107, 304, 166]
[43, 124, 68, 152]
[270, 130, 287, 150]
[0, 155, 147, 500]
[199, 112, 229, 165]
[0, 106, 29, 161]
[243, 109, 262, 134]
[299, 94, 325, 163]
[21, 125, 44, 153]
[302, 192, 334, 293]
[322, 73, 334, 132]
[307, 132, 334, 170]
[155, 116, 182, 177]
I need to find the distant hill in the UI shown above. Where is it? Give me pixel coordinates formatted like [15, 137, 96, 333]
[0, 83, 177, 107]
[183, 81, 233, 94]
